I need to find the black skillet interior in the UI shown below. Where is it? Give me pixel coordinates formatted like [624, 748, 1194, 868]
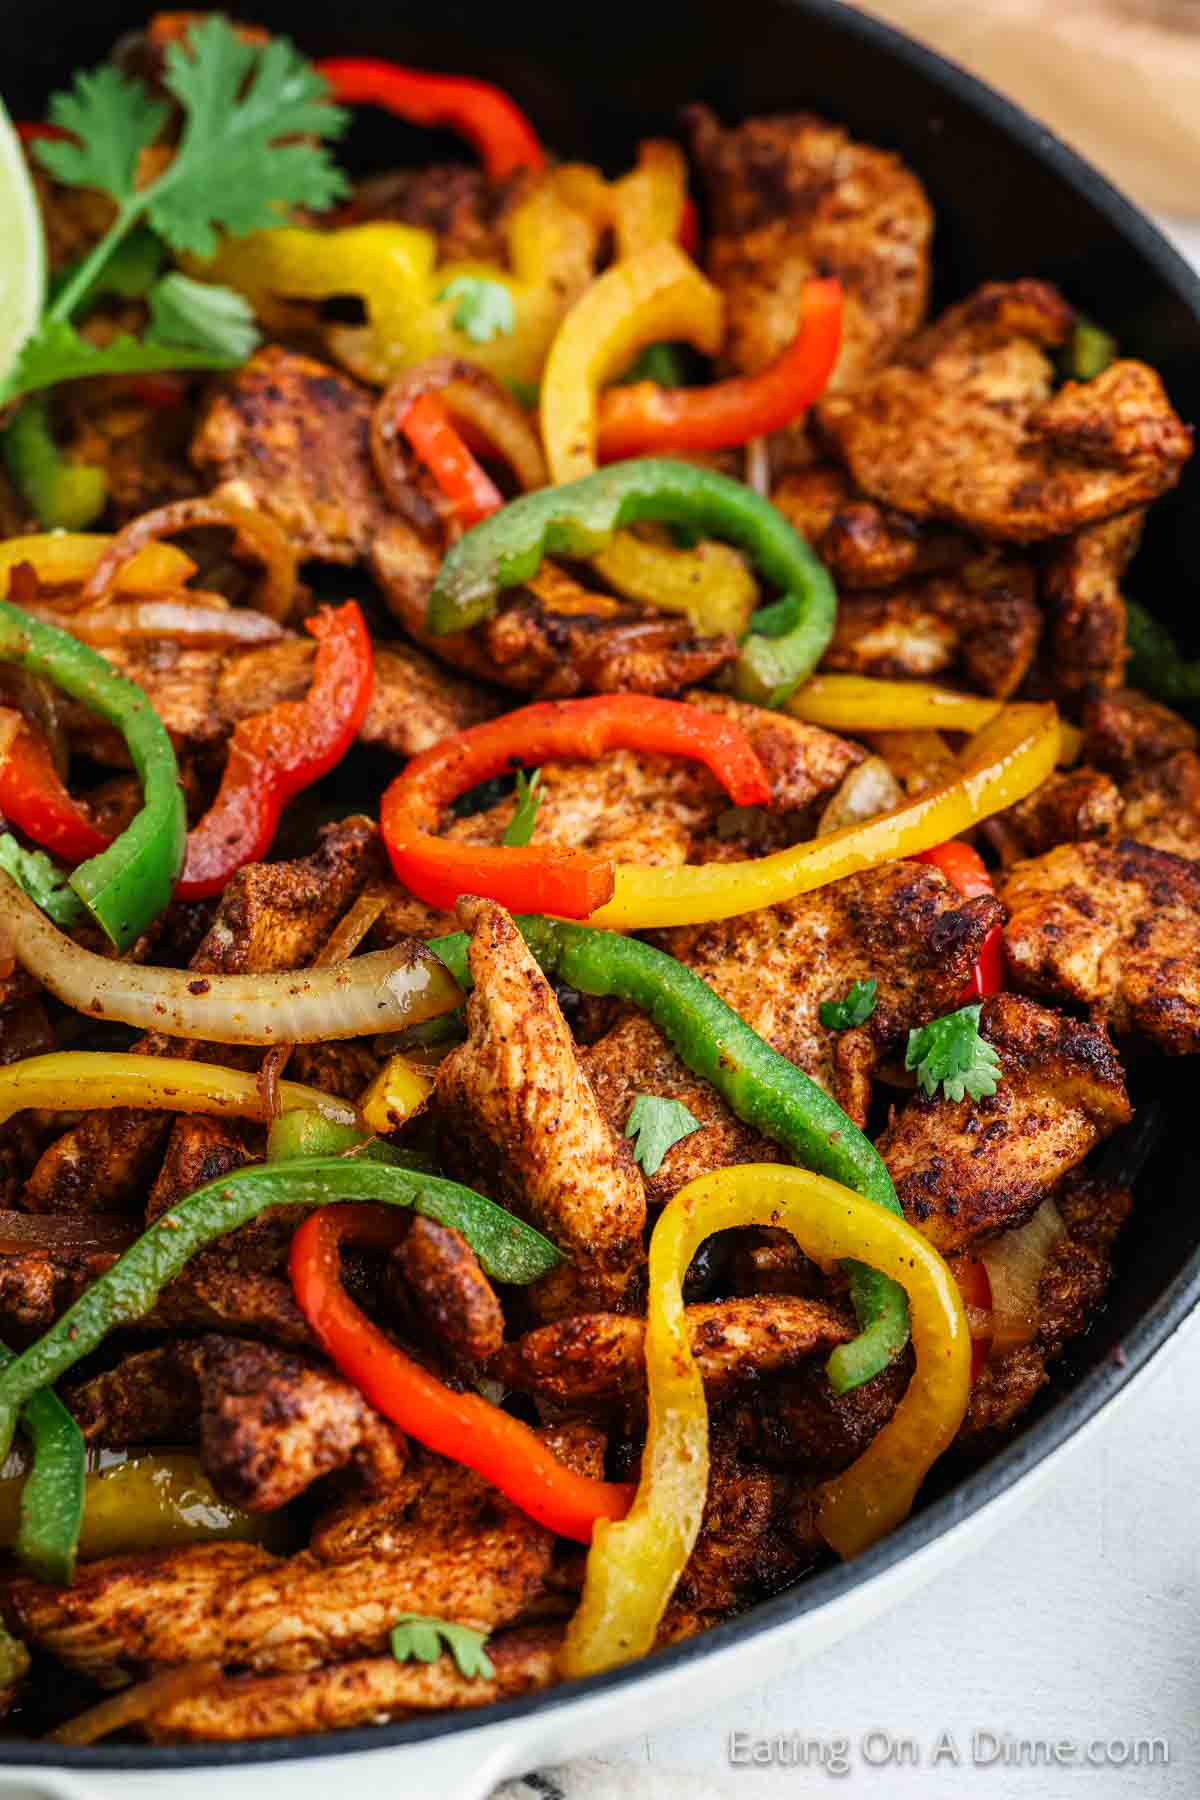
[3, 0, 1200, 1767]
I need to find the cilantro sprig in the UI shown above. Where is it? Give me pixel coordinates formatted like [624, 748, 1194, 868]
[625, 1094, 702, 1176]
[5, 19, 349, 403]
[820, 978, 878, 1032]
[502, 767, 544, 847]
[438, 276, 516, 345]
[905, 1003, 1002, 1104]
[390, 1614, 495, 1681]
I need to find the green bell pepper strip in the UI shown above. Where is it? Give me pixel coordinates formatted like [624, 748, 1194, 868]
[431, 916, 909, 1394]
[1063, 316, 1117, 382]
[0, 1338, 85, 1587]
[425, 457, 838, 709]
[265, 1109, 437, 1172]
[0, 1161, 561, 1479]
[0, 602, 186, 950]
[1126, 598, 1200, 703]
[2, 396, 107, 530]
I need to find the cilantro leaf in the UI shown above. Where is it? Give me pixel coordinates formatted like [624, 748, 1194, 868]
[36, 65, 167, 204]
[0, 836, 85, 927]
[390, 1614, 495, 1681]
[905, 1003, 1002, 1104]
[502, 767, 543, 848]
[625, 1094, 702, 1176]
[149, 20, 349, 257]
[820, 978, 878, 1032]
[6, 317, 246, 402]
[147, 274, 261, 360]
[438, 276, 516, 345]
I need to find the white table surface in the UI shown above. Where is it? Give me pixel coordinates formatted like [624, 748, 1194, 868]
[566, 217, 1200, 1800]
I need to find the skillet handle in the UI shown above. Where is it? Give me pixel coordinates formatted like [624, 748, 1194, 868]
[0, 1732, 522, 1799]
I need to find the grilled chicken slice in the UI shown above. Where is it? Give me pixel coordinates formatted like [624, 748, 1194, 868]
[192, 346, 733, 696]
[772, 465, 971, 590]
[985, 766, 1122, 866]
[822, 551, 1041, 698]
[144, 1626, 561, 1742]
[877, 994, 1131, 1252]
[1119, 751, 1200, 861]
[392, 1216, 505, 1369]
[436, 899, 646, 1314]
[336, 161, 537, 260]
[69, 1335, 403, 1511]
[1041, 510, 1143, 697]
[1081, 686, 1198, 779]
[21, 819, 379, 1216]
[962, 1169, 1134, 1443]
[687, 107, 933, 394]
[1001, 840, 1200, 1052]
[497, 1296, 852, 1407]
[7, 1428, 601, 1686]
[817, 281, 1192, 541]
[585, 860, 1003, 1204]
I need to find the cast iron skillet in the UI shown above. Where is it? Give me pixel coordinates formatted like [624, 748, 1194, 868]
[2, 0, 1199, 1768]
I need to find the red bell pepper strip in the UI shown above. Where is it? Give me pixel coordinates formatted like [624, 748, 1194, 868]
[290, 1203, 633, 1540]
[949, 1250, 993, 1383]
[914, 839, 1006, 1003]
[0, 723, 111, 864]
[317, 58, 544, 181]
[401, 392, 503, 529]
[177, 602, 373, 900]
[380, 695, 773, 917]
[596, 276, 842, 459]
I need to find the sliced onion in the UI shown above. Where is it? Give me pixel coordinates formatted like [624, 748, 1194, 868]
[744, 435, 771, 498]
[79, 497, 299, 622]
[0, 1210, 138, 1254]
[0, 870, 462, 1045]
[49, 1660, 224, 1745]
[20, 598, 287, 649]
[372, 356, 548, 514]
[817, 755, 904, 836]
[256, 885, 390, 1097]
[978, 1199, 1066, 1353]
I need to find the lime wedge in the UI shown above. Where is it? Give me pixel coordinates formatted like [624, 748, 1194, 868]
[0, 99, 45, 392]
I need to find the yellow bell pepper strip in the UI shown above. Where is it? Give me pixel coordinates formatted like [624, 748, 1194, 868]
[0, 1052, 356, 1131]
[786, 674, 1005, 736]
[431, 917, 908, 1396]
[425, 458, 836, 707]
[563, 1163, 970, 1676]
[0, 603, 186, 950]
[0, 531, 196, 598]
[580, 527, 759, 638]
[0, 1451, 280, 1565]
[195, 180, 601, 390]
[540, 242, 724, 487]
[609, 141, 690, 261]
[358, 1054, 434, 1135]
[0, 1334, 84, 1587]
[587, 701, 1060, 930]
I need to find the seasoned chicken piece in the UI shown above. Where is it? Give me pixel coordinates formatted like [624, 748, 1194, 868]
[733, 1351, 913, 1476]
[674, 1440, 808, 1619]
[436, 899, 646, 1313]
[823, 551, 1041, 698]
[0, 1248, 117, 1339]
[1119, 751, 1200, 860]
[962, 1171, 1134, 1443]
[7, 1432, 599, 1686]
[393, 1216, 505, 1368]
[497, 1296, 853, 1407]
[145, 1625, 561, 1742]
[147, 1266, 313, 1349]
[23, 819, 379, 1214]
[772, 465, 971, 589]
[1081, 685, 1198, 778]
[193, 348, 733, 696]
[585, 860, 1002, 1204]
[877, 994, 1131, 1251]
[58, 378, 199, 522]
[687, 108, 932, 392]
[445, 691, 864, 869]
[1041, 511, 1142, 696]
[1001, 840, 1200, 1052]
[336, 162, 536, 261]
[985, 765, 1122, 868]
[817, 282, 1192, 541]
[69, 1335, 403, 1511]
